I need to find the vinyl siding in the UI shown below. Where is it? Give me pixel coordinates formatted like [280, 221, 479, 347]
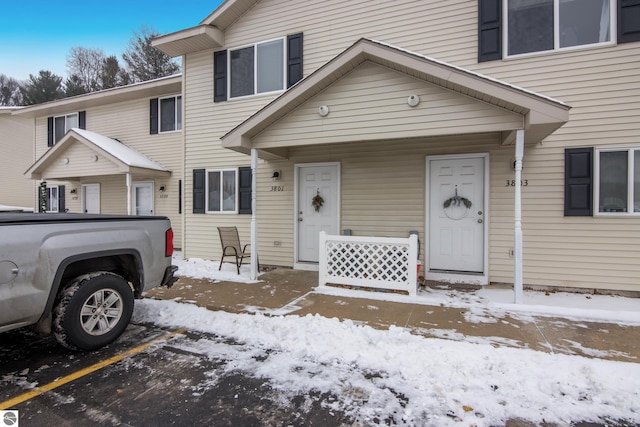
[181, 0, 640, 292]
[0, 113, 34, 208]
[31, 94, 184, 244]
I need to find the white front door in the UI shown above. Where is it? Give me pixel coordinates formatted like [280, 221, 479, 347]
[132, 182, 154, 216]
[82, 184, 100, 214]
[428, 155, 486, 273]
[296, 163, 340, 263]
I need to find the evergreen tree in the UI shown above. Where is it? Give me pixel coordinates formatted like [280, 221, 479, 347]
[19, 70, 65, 105]
[64, 74, 88, 97]
[122, 26, 180, 82]
[101, 55, 122, 89]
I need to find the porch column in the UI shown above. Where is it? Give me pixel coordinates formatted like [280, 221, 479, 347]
[514, 129, 524, 304]
[126, 173, 131, 215]
[250, 148, 258, 280]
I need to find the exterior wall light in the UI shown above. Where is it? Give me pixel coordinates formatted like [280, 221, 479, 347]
[318, 105, 330, 117]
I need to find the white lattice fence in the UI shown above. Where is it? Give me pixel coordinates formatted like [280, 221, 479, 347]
[319, 232, 418, 296]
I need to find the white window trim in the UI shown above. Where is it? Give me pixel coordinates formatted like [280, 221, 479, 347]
[158, 94, 182, 133]
[227, 37, 287, 100]
[53, 112, 79, 144]
[594, 147, 639, 216]
[206, 168, 239, 214]
[503, 0, 617, 59]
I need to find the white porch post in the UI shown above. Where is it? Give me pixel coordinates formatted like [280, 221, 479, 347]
[126, 173, 132, 215]
[250, 148, 258, 280]
[514, 129, 524, 304]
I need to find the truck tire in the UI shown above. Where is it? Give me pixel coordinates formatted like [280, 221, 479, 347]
[53, 272, 134, 351]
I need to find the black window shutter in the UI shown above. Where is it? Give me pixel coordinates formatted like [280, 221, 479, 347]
[619, 0, 640, 43]
[150, 98, 159, 134]
[193, 169, 205, 214]
[47, 117, 54, 147]
[58, 185, 66, 213]
[78, 111, 86, 129]
[238, 166, 252, 214]
[564, 148, 593, 216]
[178, 179, 182, 214]
[287, 33, 304, 88]
[478, 0, 502, 62]
[214, 50, 228, 103]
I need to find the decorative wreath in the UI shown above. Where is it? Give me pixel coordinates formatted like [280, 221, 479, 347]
[443, 186, 472, 209]
[312, 190, 324, 212]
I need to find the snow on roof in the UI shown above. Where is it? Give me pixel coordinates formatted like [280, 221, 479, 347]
[72, 128, 169, 172]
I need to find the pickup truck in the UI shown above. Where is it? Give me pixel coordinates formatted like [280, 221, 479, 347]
[0, 213, 178, 350]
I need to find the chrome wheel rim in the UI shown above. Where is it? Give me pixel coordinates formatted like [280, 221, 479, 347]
[80, 288, 124, 336]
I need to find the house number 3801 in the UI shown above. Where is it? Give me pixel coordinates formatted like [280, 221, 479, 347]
[505, 179, 529, 187]
[271, 186, 284, 192]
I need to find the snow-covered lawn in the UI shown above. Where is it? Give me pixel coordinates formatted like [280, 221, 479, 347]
[133, 253, 640, 426]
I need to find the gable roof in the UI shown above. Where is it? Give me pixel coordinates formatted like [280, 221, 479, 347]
[26, 128, 170, 180]
[221, 38, 570, 158]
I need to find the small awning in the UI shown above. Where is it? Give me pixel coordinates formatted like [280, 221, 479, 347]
[25, 128, 171, 180]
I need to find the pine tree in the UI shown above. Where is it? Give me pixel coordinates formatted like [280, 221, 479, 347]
[101, 55, 122, 89]
[64, 74, 88, 97]
[0, 74, 23, 106]
[19, 70, 65, 105]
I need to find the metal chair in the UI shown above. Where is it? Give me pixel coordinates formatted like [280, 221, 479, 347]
[217, 226, 253, 274]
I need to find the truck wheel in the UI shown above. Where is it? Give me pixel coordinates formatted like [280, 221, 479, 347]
[53, 272, 134, 351]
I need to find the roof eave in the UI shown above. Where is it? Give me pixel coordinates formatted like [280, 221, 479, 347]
[152, 25, 224, 57]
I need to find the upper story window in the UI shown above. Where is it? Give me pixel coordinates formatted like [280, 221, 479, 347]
[150, 96, 182, 134]
[230, 38, 285, 98]
[54, 113, 78, 144]
[213, 33, 304, 103]
[506, 0, 613, 56]
[478, 0, 639, 63]
[48, 111, 85, 146]
[596, 148, 640, 214]
[160, 95, 182, 132]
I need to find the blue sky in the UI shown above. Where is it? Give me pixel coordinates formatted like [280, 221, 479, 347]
[1, 1, 223, 82]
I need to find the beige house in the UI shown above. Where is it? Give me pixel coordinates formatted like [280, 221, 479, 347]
[0, 107, 34, 210]
[14, 75, 184, 243]
[153, 0, 640, 294]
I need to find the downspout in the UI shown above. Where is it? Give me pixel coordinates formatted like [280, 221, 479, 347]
[250, 148, 258, 280]
[514, 129, 524, 304]
[126, 173, 132, 215]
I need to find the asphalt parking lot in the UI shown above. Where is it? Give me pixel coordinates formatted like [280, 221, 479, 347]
[0, 323, 351, 426]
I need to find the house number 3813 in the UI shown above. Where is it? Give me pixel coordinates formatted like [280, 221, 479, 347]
[505, 179, 529, 187]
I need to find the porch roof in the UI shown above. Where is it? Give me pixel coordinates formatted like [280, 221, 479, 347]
[221, 38, 571, 160]
[25, 128, 171, 180]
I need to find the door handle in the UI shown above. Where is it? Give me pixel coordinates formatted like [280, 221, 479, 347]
[477, 219, 483, 224]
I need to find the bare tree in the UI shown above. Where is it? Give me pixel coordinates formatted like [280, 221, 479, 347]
[122, 25, 180, 82]
[0, 74, 23, 106]
[66, 47, 106, 92]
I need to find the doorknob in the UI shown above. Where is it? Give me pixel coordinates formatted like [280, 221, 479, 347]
[477, 219, 483, 223]
[298, 217, 303, 222]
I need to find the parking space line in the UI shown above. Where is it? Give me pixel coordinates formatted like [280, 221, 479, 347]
[0, 327, 187, 410]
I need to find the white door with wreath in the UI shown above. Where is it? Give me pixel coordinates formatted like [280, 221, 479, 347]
[428, 155, 485, 273]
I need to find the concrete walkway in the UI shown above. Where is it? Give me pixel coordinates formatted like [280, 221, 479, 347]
[146, 269, 640, 363]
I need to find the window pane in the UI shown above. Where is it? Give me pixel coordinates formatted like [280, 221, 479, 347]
[47, 187, 58, 212]
[634, 151, 640, 212]
[54, 116, 66, 143]
[208, 171, 221, 212]
[560, 0, 610, 48]
[66, 113, 78, 131]
[160, 97, 176, 132]
[176, 96, 182, 130]
[222, 170, 236, 211]
[508, 0, 554, 55]
[599, 151, 628, 212]
[230, 46, 254, 98]
[257, 39, 284, 93]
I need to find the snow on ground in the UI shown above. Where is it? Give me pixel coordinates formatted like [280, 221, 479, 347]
[133, 253, 640, 426]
